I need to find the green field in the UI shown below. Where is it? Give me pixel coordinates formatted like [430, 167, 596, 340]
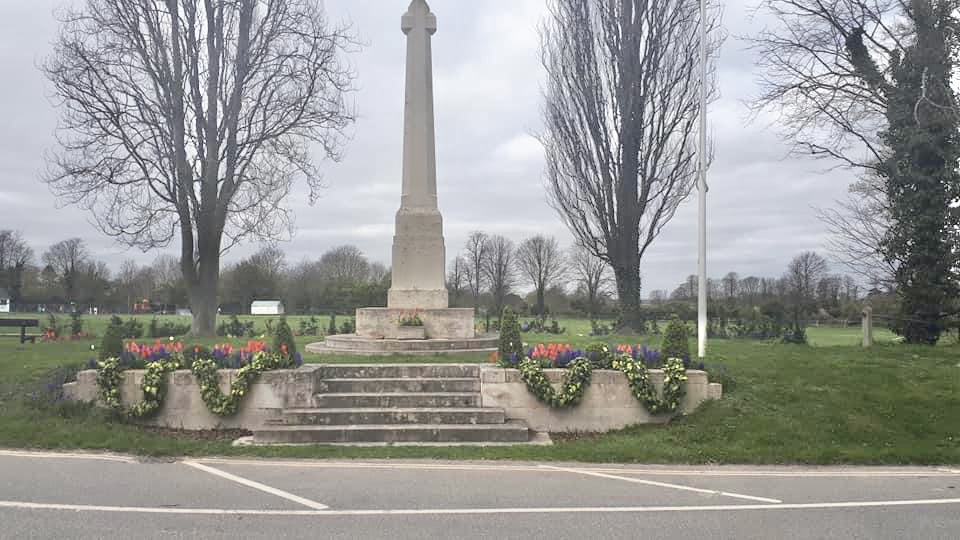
[0, 313, 957, 464]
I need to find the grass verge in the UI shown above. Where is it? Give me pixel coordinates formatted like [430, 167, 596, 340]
[0, 325, 957, 464]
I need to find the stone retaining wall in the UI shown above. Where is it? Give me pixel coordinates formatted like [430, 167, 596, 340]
[480, 367, 722, 433]
[63, 364, 722, 432]
[62, 367, 320, 430]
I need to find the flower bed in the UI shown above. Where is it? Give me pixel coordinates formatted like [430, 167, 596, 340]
[490, 342, 713, 417]
[480, 366, 720, 433]
[80, 340, 303, 420]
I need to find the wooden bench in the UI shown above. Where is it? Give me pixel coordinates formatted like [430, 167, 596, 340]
[0, 319, 40, 344]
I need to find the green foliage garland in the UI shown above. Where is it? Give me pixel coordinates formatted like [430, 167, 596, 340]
[96, 357, 181, 418]
[517, 353, 688, 415]
[190, 352, 293, 416]
[611, 354, 687, 414]
[95, 351, 295, 419]
[518, 357, 592, 408]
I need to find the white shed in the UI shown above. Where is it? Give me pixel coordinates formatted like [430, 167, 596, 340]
[0, 288, 10, 313]
[251, 300, 284, 316]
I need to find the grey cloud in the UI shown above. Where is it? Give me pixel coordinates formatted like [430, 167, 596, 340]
[0, 0, 855, 296]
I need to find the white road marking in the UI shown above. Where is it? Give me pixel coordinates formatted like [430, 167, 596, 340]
[0, 450, 136, 463]
[539, 464, 784, 504]
[181, 460, 329, 510]
[194, 458, 960, 478]
[1, 498, 959, 516]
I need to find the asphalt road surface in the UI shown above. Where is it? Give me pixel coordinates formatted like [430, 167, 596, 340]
[1, 450, 958, 539]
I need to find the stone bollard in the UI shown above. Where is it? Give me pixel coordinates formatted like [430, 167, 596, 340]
[862, 306, 873, 348]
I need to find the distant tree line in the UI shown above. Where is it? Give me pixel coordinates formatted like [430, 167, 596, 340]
[0, 232, 388, 316]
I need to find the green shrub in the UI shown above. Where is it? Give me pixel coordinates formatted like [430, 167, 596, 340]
[782, 326, 808, 345]
[327, 314, 337, 336]
[70, 312, 84, 336]
[99, 317, 125, 361]
[148, 318, 190, 338]
[272, 317, 297, 359]
[498, 307, 524, 362]
[662, 315, 690, 360]
[217, 315, 254, 338]
[339, 318, 355, 335]
[122, 317, 144, 339]
[299, 316, 320, 336]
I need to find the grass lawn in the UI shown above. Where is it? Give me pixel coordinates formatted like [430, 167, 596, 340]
[0, 314, 957, 464]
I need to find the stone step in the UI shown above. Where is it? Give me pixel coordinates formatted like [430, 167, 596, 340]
[274, 407, 506, 426]
[253, 421, 531, 444]
[311, 336, 498, 356]
[318, 364, 480, 379]
[317, 377, 480, 394]
[312, 392, 481, 409]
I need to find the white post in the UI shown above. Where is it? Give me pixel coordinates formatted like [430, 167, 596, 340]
[862, 305, 873, 348]
[696, 0, 708, 359]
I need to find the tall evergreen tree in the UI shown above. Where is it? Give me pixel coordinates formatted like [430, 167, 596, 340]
[847, 1, 960, 343]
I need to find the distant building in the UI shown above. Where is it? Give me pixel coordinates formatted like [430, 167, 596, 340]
[0, 288, 10, 313]
[251, 300, 284, 316]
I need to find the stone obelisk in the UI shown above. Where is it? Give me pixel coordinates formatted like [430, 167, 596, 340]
[388, 0, 448, 310]
[309, 0, 494, 351]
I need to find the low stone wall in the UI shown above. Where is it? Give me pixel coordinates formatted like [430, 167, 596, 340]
[62, 366, 320, 430]
[63, 364, 722, 433]
[480, 367, 722, 433]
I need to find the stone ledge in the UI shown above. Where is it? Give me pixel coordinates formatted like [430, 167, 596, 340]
[356, 307, 477, 339]
[480, 367, 720, 433]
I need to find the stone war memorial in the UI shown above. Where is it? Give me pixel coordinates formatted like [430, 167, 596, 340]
[61, 0, 719, 445]
[306, 0, 497, 356]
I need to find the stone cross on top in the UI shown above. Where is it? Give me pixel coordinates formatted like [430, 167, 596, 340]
[402, 0, 437, 35]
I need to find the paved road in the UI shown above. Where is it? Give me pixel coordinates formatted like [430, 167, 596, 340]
[1, 450, 958, 539]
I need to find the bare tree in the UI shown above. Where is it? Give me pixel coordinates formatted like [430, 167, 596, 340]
[319, 245, 369, 284]
[785, 251, 829, 331]
[516, 235, 566, 318]
[464, 231, 489, 309]
[648, 289, 668, 305]
[446, 256, 468, 307]
[570, 246, 609, 320]
[482, 235, 516, 319]
[721, 272, 739, 299]
[816, 177, 897, 288]
[42, 238, 89, 303]
[43, 0, 356, 335]
[369, 262, 390, 286]
[748, 0, 939, 171]
[152, 254, 186, 309]
[539, 0, 721, 331]
[0, 230, 34, 305]
[739, 276, 761, 299]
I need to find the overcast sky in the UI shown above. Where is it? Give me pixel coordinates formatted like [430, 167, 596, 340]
[0, 0, 856, 294]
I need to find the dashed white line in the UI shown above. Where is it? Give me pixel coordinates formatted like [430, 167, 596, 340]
[1, 498, 959, 516]
[181, 460, 329, 510]
[539, 464, 784, 504]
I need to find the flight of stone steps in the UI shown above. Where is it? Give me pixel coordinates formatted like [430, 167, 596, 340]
[252, 364, 532, 445]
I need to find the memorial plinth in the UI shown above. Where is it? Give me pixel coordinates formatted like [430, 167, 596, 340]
[307, 0, 494, 356]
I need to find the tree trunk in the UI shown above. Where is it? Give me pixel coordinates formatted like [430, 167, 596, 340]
[189, 269, 219, 337]
[613, 262, 643, 332]
[535, 288, 546, 319]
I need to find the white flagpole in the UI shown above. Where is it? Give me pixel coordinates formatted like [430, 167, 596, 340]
[697, 0, 708, 359]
